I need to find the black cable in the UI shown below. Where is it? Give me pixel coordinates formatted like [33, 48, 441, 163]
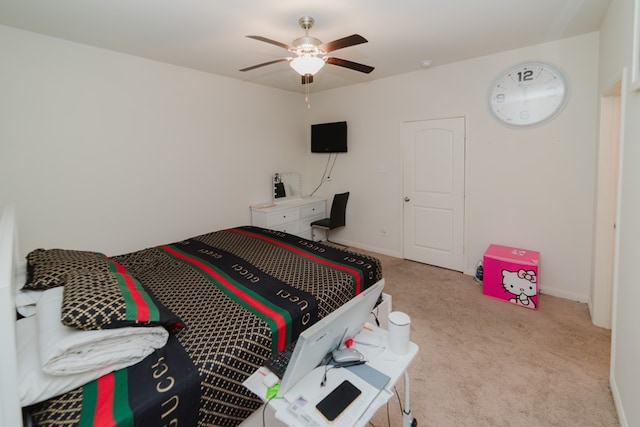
[262, 395, 274, 427]
[309, 152, 340, 197]
[395, 385, 405, 413]
[367, 398, 392, 427]
[371, 309, 380, 327]
[261, 395, 283, 427]
[395, 385, 414, 423]
[309, 153, 333, 197]
[320, 354, 336, 387]
[326, 152, 338, 180]
[321, 358, 366, 386]
[321, 363, 333, 387]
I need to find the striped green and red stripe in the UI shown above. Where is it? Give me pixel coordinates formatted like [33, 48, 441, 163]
[159, 245, 291, 351]
[115, 272, 159, 323]
[79, 371, 133, 427]
[108, 260, 127, 274]
[109, 260, 159, 323]
[231, 228, 364, 294]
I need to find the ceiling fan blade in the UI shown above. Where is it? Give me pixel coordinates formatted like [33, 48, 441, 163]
[246, 35, 294, 51]
[325, 57, 375, 74]
[239, 58, 290, 72]
[320, 34, 368, 53]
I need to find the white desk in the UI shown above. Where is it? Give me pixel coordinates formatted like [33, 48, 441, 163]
[250, 197, 326, 240]
[244, 323, 419, 427]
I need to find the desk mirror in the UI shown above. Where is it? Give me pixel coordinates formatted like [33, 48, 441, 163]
[273, 173, 301, 202]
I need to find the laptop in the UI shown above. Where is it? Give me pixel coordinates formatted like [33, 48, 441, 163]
[275, 279, 385, 398]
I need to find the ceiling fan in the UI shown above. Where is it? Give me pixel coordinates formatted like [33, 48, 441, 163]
[239, 16, 374, 84]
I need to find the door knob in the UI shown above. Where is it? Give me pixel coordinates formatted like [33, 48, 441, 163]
[404, 197, 410, 202]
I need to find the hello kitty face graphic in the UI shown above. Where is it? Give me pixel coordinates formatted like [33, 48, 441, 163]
[501, 269, 537, 308]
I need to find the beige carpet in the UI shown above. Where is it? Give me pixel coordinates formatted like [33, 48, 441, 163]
[356, 250, 618, 427]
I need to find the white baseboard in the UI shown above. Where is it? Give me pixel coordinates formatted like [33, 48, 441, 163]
[588, 297, 612, 329]
[538, 285, 589, 303]
[609, 374, 628, 427]
[330, 238, 402, 259]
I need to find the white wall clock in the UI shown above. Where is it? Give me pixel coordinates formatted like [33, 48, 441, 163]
[488, 62, 569, 128]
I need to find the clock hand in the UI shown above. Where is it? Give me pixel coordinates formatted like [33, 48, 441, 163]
[520, 84, 528, 106]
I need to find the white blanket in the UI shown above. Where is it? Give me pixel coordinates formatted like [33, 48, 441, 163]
[37, 287, 169, 376]
[13, 261, 40, 317]
[18, 315, 117, 405]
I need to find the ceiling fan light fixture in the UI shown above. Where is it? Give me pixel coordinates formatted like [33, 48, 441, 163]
[241, 15, 374, 87]
[290, 54, 325, 76]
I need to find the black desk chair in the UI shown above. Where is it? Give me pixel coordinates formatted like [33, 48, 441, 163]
[311, 192, 349, 242]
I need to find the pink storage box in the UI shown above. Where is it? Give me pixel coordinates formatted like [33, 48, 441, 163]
[483, 244, 540, 310]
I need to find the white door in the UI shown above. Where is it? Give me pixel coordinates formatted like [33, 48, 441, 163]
[402, 117, 465, 271]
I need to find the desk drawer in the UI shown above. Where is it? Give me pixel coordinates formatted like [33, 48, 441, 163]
[265, 208, 300, 227]
[300, 202, 325, 219]
[271, 221, 300, 235]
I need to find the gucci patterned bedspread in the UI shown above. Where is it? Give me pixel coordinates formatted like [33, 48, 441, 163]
[27, 226, 383, 426]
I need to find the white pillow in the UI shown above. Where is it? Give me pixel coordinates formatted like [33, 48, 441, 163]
[14, 261, 40, 317]
[15, 288, 41, 318]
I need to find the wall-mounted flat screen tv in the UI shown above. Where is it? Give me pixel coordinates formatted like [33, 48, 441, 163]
[311, 121, 347, 153]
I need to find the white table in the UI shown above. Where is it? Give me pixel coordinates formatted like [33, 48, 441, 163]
[244, 323, 419, 427]
[250, 197, 326, 240]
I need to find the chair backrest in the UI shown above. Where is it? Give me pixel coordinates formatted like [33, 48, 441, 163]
[329, 192, 349, 229]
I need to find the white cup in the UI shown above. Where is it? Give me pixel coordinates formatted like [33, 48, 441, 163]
[388, 311, 411, 355]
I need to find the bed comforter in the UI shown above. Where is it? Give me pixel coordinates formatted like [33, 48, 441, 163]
[27, 226, 383, 426]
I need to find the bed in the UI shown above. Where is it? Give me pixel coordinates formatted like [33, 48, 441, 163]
[0, 206, 384, 427]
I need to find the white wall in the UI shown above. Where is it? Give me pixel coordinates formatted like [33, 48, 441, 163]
[598, 0, 640, 425]
[0, 25, 306, 257]
[306, 33, 600, 303]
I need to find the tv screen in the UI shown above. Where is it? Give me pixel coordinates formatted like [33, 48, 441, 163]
[311, 121, 347, 153]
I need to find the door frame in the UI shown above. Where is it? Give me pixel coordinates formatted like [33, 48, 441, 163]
[590, 81, 622, 329]
[400, 114, 470, 274]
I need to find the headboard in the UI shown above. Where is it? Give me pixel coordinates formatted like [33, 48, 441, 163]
[0, 206, 24, 426]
